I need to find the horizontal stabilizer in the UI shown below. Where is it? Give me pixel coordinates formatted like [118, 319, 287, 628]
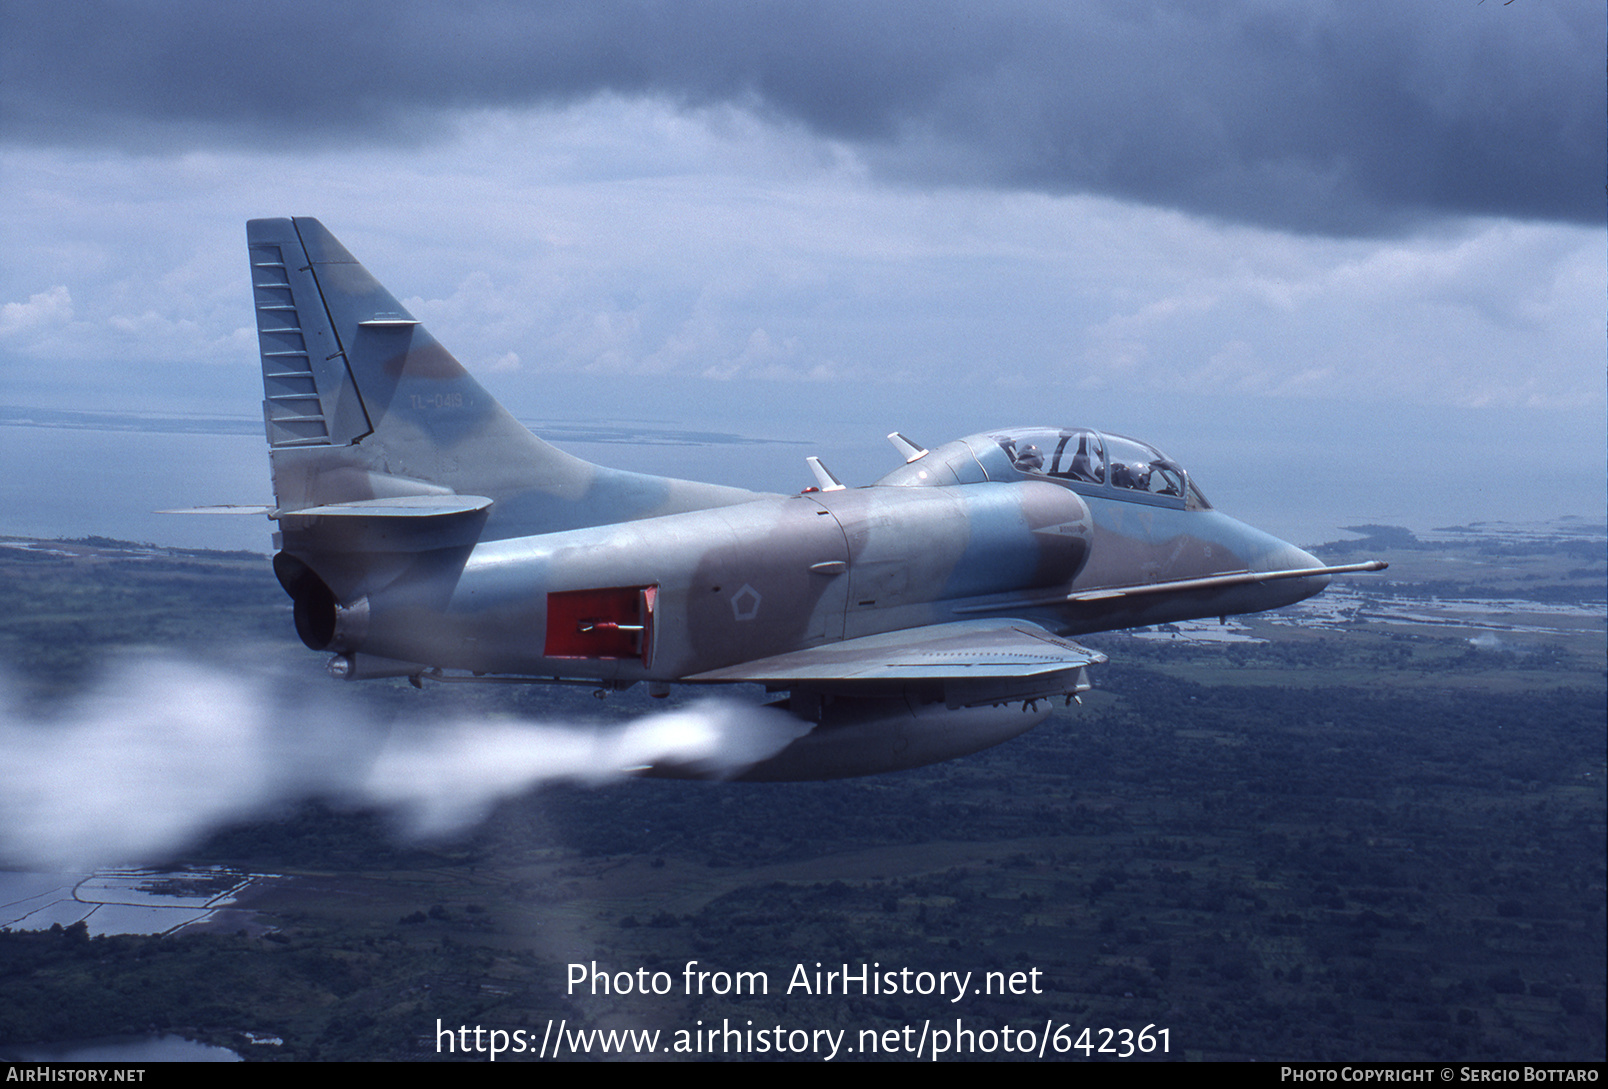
[281, 496, 493, 518]
[276, 494, 493, 552]
[158, 504, 275, 515]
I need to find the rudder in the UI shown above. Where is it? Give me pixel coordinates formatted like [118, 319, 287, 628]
[248, 218, 373, 447]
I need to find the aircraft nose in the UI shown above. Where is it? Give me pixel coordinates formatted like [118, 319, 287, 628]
[1290, 543, 1326, 573]
[1262, 541, 1331, 602]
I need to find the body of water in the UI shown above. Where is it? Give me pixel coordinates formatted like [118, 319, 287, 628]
[3, 412, 1601, 555]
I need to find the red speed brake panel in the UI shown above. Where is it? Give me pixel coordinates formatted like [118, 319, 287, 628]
[544, 586, 657, 664]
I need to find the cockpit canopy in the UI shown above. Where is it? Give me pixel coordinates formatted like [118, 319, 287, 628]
[878, 427, 1210, 511]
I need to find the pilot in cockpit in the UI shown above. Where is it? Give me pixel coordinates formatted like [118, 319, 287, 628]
[1110, 459, 1152, 490]
[1012, 443, 1045, 473]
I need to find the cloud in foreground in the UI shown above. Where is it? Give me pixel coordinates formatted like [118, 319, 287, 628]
[0, 657, 804, 869]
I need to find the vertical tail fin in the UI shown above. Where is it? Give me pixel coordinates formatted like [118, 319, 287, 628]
[248, 217, 593, 521]
[247, 218, 761, 540]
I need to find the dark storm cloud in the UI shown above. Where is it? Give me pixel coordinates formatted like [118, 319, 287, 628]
[3, 0, 1599, 234]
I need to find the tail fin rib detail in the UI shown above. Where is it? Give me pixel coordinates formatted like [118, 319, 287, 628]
[249, 216, 572, 515]
[248, 218, 371, 447]
[248, 217, 764, 543]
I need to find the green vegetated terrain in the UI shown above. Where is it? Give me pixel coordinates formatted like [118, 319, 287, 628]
[0, 524, 1602, 1062]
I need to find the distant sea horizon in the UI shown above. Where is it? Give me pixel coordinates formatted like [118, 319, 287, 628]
[2, 412, 1601, 555]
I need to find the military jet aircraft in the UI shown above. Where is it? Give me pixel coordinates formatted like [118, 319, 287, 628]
[244, 218, 1384, 780]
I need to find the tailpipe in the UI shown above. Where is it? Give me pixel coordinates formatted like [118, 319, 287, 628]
[272, 552, 367, 652]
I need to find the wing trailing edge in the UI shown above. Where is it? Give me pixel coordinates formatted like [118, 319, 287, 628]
[686, 618, 1105, 708]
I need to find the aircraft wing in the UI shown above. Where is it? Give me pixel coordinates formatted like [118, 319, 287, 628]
[685, 618, 1105, 709]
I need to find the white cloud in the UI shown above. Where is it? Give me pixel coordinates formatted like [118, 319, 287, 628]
[0, 101, 1599, 488]
[0, 285, 73, 336]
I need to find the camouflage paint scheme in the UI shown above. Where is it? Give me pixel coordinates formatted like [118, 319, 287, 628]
[247, 218, 1384, 780]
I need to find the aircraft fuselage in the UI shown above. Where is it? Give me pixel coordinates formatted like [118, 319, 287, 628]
[308, 455, 1327, 685]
